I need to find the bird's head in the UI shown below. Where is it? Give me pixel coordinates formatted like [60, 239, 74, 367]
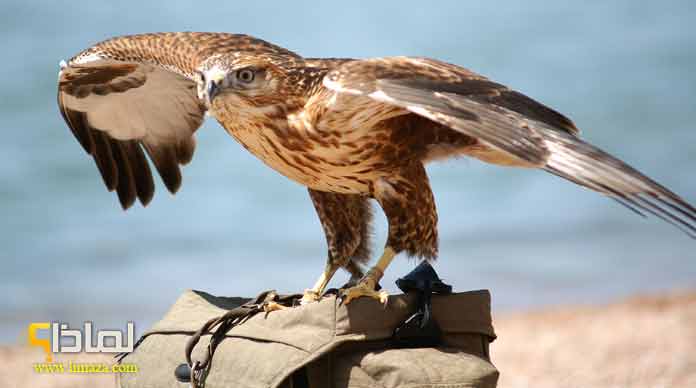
[195, 53, 305, 118]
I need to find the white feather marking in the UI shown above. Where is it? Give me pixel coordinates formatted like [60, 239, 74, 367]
[367, 89, 399, 104]
[58, 60, 67, 77]
[204, 66, 228, 85]
[405, 57, 443, 71]
[327, 92, 338, 107]
[322, 77, 363, 95]
[407, 105, 434, 118]
[72, 52, 103, 64]
[288, 111, 314, 132]
[374, 177, 398, 199]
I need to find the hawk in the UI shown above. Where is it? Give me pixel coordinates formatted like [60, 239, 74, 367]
[57, 32, 696, 304]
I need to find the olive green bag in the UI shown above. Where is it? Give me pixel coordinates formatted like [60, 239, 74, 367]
[118, 289, 498, 388]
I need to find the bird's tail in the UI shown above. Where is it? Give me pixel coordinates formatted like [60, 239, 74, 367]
[540, 129, 696, 238]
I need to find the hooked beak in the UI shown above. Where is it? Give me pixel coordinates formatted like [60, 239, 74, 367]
[205, 75, 224, 107]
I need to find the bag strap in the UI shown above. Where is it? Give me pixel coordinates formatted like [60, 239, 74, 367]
[182, 290, 302, 388]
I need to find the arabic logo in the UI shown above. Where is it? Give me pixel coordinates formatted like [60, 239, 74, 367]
[28, 322, 135, 362]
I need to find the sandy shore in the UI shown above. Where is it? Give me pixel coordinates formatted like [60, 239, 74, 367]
[492, 290, 696, 388]
[1, 290, 694, 388]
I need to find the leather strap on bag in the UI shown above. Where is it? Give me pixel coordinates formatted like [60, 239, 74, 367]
[183, 290, 301, 388]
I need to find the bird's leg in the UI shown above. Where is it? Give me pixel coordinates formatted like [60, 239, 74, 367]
[301, 255, 344, 304]
[342, 258, 366, 288]
[341, 164, 438, 305]
[340, 247, 395, 305]
[302, 254, 368, 304]
[303, 189, 373, 304]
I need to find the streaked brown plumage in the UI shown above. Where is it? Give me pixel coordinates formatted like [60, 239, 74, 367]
[57, 32, 696, 303]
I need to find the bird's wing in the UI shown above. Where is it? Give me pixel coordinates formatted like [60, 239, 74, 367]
[323, 57, 696, 237]
[57, 34, 210, 209]
[59, 59, 204, 209]
[323, 57, 579, 167]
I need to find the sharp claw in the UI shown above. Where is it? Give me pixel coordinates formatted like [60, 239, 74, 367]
[379, 291, 389, 306]
[300, 289, 321, 305]
[263, 301, 287, 312]
[338, 283, 389, 305]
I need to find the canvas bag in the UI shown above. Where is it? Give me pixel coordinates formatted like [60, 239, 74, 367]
[119, 289, 498, 388]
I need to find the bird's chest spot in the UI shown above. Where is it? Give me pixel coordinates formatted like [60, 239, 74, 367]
[217, 101, 403, 193]
[231, 124, 388, 193]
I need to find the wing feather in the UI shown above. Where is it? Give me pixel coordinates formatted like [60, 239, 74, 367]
[91, 130, 118, 191]
[58, 93, 94, 153]
[142, 142, 182, 195]
[123, 140, 155, 206]
[323, 57, 576, 166]
[111, 139, 138, 209]
[58, 56, 205, 209]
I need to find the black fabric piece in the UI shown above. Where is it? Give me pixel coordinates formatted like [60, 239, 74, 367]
[291, 367, 311, 388]
[392, 262, 452, 348]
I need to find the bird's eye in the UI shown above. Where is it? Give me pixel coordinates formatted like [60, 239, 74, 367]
[236, 68, 255, 83]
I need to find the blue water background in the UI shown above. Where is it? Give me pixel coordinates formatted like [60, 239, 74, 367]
[1, 1, 695, 342]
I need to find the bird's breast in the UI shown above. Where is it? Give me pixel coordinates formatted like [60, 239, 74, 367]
[218, 109, 395, 194]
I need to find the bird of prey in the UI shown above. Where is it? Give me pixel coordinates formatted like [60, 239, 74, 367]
[57, 32, 696, 304]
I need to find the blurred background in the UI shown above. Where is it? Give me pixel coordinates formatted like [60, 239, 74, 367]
[1, 0, 695, 343]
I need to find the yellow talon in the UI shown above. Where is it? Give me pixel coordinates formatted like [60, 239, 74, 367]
[263, 301, 287, 312]
[300, 289, 321, 305]
[301, 261, 341, 305]
[340, 282, 389, 305]
[340, 246, 396, 305]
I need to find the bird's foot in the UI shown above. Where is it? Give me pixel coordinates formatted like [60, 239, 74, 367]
[300, 289, 321, 305]
[339, 277, 389, 305]
[263, 301, 287, 312]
